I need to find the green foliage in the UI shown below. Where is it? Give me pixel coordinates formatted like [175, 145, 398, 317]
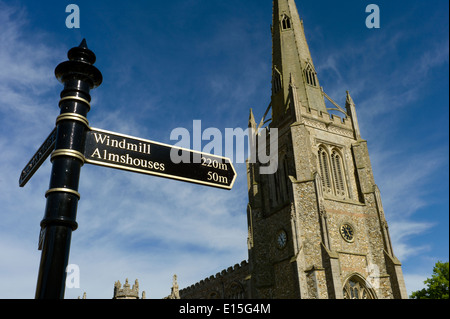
[410, 261, 449, 299]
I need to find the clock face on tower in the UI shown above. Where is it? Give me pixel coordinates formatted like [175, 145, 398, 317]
[340, 224, 355, 243]
[276, 230, 287, 249]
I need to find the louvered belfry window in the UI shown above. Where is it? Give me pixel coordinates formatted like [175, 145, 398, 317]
[318, 148, 332, 193]
[331, 151, 345, 195]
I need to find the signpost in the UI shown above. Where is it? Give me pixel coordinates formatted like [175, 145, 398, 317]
[32, 39, 102, 299]
[20, 40, 236, 299]
[84, 127, 236, 190]
[19, 128, 57, 187]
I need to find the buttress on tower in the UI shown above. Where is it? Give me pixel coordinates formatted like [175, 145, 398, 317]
[180, 0, 408, 299]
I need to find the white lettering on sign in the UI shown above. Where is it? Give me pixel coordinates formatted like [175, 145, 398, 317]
[92, 132, 151, 155]
[90, 148, 165, 172]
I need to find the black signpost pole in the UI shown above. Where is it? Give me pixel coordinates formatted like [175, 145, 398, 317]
[35, 39, 102, 299]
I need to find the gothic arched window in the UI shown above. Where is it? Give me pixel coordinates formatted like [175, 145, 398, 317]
[343, 276, 376, 299]
[318, 146, 347, 197]
[282, 15, 291, 30]
[304, 64, 317, 87]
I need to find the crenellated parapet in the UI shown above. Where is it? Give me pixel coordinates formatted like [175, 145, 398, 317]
[179, 260, 250, 299]
[113, 278, 145, 299]
[299, 104, 355, 139]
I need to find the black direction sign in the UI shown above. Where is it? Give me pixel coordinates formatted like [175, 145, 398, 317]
[83, 127, 237, 190]
[19, 127, 57, 187]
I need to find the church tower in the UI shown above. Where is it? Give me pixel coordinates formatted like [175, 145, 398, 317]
[246, 0, 408, 299]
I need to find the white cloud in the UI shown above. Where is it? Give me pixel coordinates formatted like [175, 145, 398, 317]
[374, 147, 447, 215]
[403, 273, 427, 297]
[389, 220, 434, 261]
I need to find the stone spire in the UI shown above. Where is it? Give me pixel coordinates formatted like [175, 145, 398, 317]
[271, 0, 327, 125]
[166, 274, 180, 299]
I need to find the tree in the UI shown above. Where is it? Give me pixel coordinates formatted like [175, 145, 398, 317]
[410, 261, 449, 299]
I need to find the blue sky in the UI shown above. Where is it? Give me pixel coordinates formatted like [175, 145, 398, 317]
[0, 0, 448, 299]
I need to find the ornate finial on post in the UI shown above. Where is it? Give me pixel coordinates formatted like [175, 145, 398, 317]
[55, 39, 102, 88]
[78, 38, 88, 49]
[35, 40, 102, 299]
